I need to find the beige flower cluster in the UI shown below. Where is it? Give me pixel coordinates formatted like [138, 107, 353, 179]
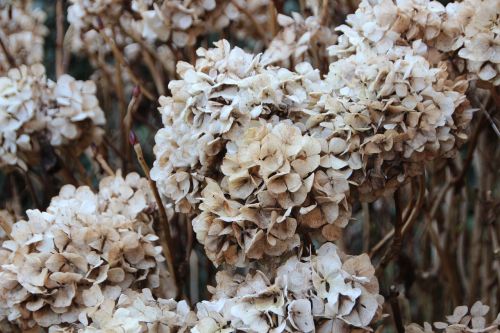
[152, 38, 472, 264]
[67, 0, 270, 52]
[133, 0, 272, 48]
[262, 12, 337, 67]
[405, 301, 500, 333]
[0, 64, 105, 170]
[0, 1, 47, 74]
[322, 46, 472, 200]
[194, 243, 383, 332]
[66, 0, 272, 96]
[80, 288, 196, 333]
[192, 120, 350, 266]
[0, 172, 163, 329]
[329, 0, 500, 85]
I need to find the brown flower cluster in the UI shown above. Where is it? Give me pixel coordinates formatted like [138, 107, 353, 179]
[79, 288, 196, 333]
[193, 120, 350, 266]
[193, 243, 383, 332]
[322, 46, 472, 200]
[0, 171, 163, 329]
[0, 64, 105, 170]
[262, 12, 337, 68]
[67, 0, 271, 77]
[152, 37, 472, 264]
[329, 0, 500, 85]
[0, 0, 47, 74]
[406, 301, 500, 333]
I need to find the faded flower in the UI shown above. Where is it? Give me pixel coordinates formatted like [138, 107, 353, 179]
[0, 1, 48, 74]
[406, 301, 500, 332]
[194, 243, 383, 332]
[0, 65, 105, 171]
[0, 171, 163, 329]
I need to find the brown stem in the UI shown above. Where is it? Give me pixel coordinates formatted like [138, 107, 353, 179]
[142, 50, 166, 96]
[97, 23, 156, 101]
[0, 33, 15, 68]
[389, 285, 405, 333]
[132, 139, 179, 298]
[362, 202, 371, 253]
[20, 168, 41, 210]
[370, 176, 425, 257]
[230, 0, 270, 45]
[0, 214, 13, 239]
[55, 0, 65, 78]
[376, 189, 404, 274]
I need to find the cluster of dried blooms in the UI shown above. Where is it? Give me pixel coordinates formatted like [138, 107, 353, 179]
[405, 301, 500, 332]
[330, 0, 500, 85]
[0, 0, 47, 74]
[262, 12, 337, 68]
[0, 64, 105, 170]
[78, 288, 196, 333]
[152, 32, 473, 263]
[0, 171, 164, 329]
[66, 0, 272, 78]
[194, 243, 383, 332]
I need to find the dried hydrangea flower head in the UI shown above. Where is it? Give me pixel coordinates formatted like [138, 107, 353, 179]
[456, 0, 500, 85]
[193, 120, 350, 266]
[153, 39, 473, 266]
[262, 12, 337, 69]
[405, 301, 500, 332]
[0, 1, 48, 74]
[194, 243, 383, 332]
[138, 0, 273, 47]
[0, 64, 105, 171]
[0, 209, 15, 328]
[321, 46, 472, 200]
[0, 171, 164, 329]
[67, 0, 270, 58]
[80, 288, 196, 332]
[328, 0, 500, 85]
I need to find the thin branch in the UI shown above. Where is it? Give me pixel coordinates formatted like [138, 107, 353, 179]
[0, 214, 12, 239]
[230, 0, 270, 45]
[131, 133, 179, 298]
[0, 34, 15, 67]
[370, 176, 425, 258]
[96, 21, 156, 101]
[389, 285, 405, 333]
[55, 0, 65, 78]
[92, 145, 115, 176]
[142, 50, 166, 96]
[19, 168, 41, 210]
[376, 188, 404, 274]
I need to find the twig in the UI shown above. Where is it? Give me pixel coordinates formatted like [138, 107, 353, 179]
[0, 214, 12, 239]
[131, 132, 179, 297]
[389, 286, 405, 333]
[371, 177, 424, 258]
[55, 0, 65, 78]
[230, 0, 270, 45]
[362, 202, 371, 253]
[96, 19, 156, 101]
[0, 34, 15, 67]
[20, 168, 41, 210]
[320, 0, 330, 26]
[376, 189, 404, 274]
[91, 145, 115, 176]
[452, 112, 486, 188]
[142, 50, 166, 96]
